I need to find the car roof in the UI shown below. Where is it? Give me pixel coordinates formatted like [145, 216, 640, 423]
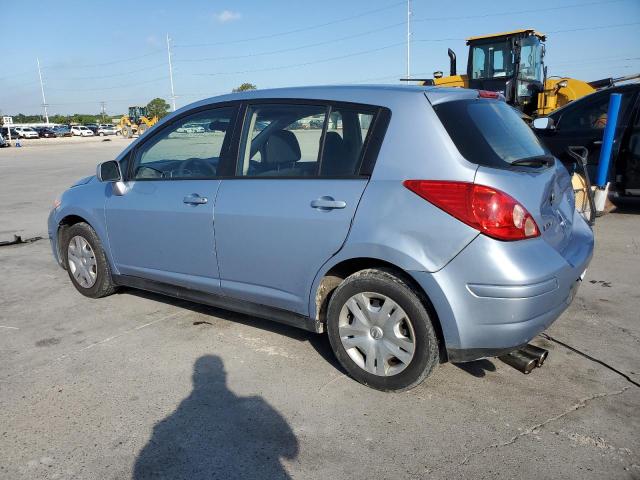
[182, 84, 479, 112]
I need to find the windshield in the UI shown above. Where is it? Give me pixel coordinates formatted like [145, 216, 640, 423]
[518, 36, 544, 83]
[470, 40, 514, 80]
[433, 98, 548, 168]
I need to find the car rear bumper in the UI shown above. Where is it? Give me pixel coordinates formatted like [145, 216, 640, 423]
[409, 215, 594, 362]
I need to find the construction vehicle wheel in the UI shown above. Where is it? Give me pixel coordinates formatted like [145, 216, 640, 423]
[122, 126, 133, 138]
[138, 124, 148, 136]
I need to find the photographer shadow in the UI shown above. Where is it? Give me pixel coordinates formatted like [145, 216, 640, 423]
[133, 355, 298, 480]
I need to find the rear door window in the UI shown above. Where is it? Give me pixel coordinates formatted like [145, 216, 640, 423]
[237, 103, 378, 178]
[238, 104, 327, 177]
[433, 99, 548, 167]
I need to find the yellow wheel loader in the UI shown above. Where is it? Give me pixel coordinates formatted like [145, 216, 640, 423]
[415, 29, 638, 117]
[118, 106, 158, 138]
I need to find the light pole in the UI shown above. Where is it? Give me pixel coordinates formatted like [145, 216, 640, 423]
[406, 0, 412, 83]
[166, 33, 177, 111]
[36, 57, 50, 124]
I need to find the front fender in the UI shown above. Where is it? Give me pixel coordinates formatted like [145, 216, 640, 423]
[49, 182, 118, 274]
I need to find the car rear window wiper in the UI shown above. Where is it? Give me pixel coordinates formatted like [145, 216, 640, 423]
[511, 155, 555, 167]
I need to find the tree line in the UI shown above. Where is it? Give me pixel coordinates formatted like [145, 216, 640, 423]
[2, 84, 257, 124]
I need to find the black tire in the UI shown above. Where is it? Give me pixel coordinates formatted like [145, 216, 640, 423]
[62, 222, 116, 298]
[326, 268, 439, 392]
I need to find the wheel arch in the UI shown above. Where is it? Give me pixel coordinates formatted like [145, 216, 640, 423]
[310, 256, 448, 361]
[55, 210, 118, 275]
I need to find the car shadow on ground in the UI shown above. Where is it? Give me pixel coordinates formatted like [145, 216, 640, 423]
[133, 355, 298, 480]
[122, 289, 346, 374]
[452, 359, 497, 378]
[610, 196, 640, 215]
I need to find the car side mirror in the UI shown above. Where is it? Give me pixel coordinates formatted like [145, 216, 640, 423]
[532, 117, 555, 130]
[97, 160, 122, 182]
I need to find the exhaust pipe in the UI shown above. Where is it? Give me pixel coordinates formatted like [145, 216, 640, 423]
[521, 344, 548, 367]
[499, 344, 549, 374]
[499, 350, 538, 374]
[448, 48, 457, 76]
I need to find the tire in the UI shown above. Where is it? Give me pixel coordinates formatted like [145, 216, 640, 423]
[99, 132, 104, 136]
[62, 222, 116, 298]
[326, 268, 439, 392]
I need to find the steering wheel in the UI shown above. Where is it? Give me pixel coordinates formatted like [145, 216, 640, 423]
[177, 158, 217, 177]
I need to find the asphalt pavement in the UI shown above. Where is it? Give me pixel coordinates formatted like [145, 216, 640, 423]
[1, 142, 638, 479]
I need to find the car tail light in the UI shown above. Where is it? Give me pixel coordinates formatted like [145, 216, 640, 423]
[403, 180, 540, 241]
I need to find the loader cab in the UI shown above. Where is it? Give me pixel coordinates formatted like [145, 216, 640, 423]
[128, 106, 148, 123]
[466, 30, 545, 115]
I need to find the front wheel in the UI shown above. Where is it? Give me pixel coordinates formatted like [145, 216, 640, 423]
[327, 269, 439, 392]
[63, 222, 116, 298]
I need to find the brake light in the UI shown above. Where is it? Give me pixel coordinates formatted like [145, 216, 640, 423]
[478, 90, 500, 99]
[403, 180, 540, 241]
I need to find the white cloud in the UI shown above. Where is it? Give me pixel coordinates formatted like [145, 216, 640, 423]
[145, 35, 161, 48]
[214, 10, 242, 23]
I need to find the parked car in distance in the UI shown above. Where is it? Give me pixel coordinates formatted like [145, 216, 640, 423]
[533, 83, 640, 197]
[0, 133, 8, 147]
[84, 124, 99, 134]
[48, 85, 594, 391]
[53, 125, 71, 137]
[1, 126, 19, 139]
[70, 125, 94, 137]
[14, 126, 39, 139]
[97, 124, 118, 136]
[175, 123, 206, 134]
[35, 126, 57, 138]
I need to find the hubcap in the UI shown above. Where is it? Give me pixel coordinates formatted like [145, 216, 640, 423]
[338, 292, 416, 376]
[67, 235, 98, 288]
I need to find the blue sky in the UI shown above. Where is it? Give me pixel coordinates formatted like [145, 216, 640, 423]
[1, 0, 638, 116]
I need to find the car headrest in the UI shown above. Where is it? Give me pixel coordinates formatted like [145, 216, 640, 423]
[265, 130, 301, 165]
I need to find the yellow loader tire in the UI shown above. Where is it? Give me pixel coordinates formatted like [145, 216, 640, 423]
[138, 123, 148, 136]
[122, 126, 133, 138]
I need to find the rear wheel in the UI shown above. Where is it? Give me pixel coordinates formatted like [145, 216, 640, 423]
[63, 222, 116, 298]
[327, 269, 439, 392]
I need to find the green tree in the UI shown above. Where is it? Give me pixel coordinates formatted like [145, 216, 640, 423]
[146, 98, 171, 119]
[232, 83, 257, 92]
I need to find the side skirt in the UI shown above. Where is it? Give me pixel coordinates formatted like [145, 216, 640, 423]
[112, 274, 323, 333]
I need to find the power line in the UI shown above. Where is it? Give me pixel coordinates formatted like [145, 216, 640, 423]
[64, 63, 167, 81]
[413, 0, 626, 22]
[47, 76, 167, 92]
[546, 21, 640, 34]
[43, 50, 164, 70]
[193, 42, 405, 76]
[176, 21, 406, 63]
[174, 0, 405, 48]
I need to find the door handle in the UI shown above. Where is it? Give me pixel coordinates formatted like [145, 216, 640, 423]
[183, 194, 208, 205]
[592, 140, 602, 146]
[310, 196, 346, 211]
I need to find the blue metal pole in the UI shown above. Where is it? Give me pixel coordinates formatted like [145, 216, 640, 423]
[595, 93, 622, 187]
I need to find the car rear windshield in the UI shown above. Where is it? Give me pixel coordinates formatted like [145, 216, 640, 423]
[433, 99, 548, 168]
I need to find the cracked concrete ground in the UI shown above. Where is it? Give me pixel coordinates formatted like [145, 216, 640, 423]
[1, 143, 639, 479]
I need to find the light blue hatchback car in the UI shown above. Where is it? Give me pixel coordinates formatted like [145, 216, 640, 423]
[49, 85, 594, 391]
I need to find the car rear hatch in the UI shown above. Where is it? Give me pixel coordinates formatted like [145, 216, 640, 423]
[428, 91, 579, 257]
